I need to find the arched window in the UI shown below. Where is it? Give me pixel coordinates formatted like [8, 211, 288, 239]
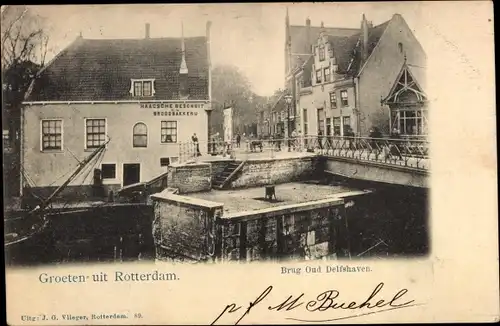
[133, 123, 147, 147]
[398, 42, 403, 53]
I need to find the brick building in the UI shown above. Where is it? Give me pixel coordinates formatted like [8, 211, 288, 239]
[262, 11, 427, 139]
[21, 22, 212, 198]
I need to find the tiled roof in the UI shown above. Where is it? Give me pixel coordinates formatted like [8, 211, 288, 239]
[26, 36, 209, 101]
[327, 33, 361, 74]
[289, 24, 358, 71]
[298, 55, 314, 87]
[329, 20, 390, 76]
[289, 20, 390, 77]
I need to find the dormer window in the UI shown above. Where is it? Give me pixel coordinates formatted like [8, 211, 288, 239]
[398, 42, 403, 53]
[130, 79, 155, 97]
[318, 44, 325, 61]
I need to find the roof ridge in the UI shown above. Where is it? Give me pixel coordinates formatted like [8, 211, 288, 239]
[326, 33, 358, 38]
[81, 36, 206, 41]
[290, 24, 358, 30]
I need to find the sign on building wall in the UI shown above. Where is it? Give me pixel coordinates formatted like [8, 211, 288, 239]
[140, 102, 206, 117]
[223, 107, 233, 142]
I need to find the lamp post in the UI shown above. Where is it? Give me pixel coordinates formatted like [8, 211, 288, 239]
[284, 94, 293, 152]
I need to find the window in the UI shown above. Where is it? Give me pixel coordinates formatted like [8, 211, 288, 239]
[161, 121, 177, 143]
[340, 90, 349, 106]
[329, 92, 337, 109]
[329, 46, 334, 58]
[333, 117, 341, 136]
[130, 79, 155, 97]
[342, 116, 351, 135]
[398, 110, 426, 135]
[160, 158, 170, 167]
[41, 119, 63, 151]
[3, 130, 10, 148]
[101, 164, 116, 179]
[143, 81, 152, 96]
[398, 42, 403, 53]
[316, 70, 322, 84]
[319, 44, 325, 61]
[133, 122, 148, 147]
[85, 119, 106, 149]
[324, 67, 331, 82]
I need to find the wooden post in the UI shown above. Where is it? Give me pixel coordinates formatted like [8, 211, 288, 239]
[213, 212, 223, 261]
[259, 218, 267, 259]
[335, 205, 350, 258]
[328, 208, 338, 257]
[276, 215, 284, 259]
[239, 221, 247, 261]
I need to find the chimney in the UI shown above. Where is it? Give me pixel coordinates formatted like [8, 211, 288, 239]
[361, 14, 369, 62]
[145, 23, 150, 39]
[306, 17, 311, 53]
[179, 22, 189, 99]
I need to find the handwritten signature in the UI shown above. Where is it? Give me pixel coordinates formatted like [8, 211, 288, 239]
[210, 282, 421, 325]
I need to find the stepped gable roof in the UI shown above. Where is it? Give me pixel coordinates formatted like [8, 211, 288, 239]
[288, 24, 359, 71]
[26, 36, 209, 102]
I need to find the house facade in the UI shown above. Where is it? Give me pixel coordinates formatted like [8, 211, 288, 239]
[279, 12, 427, 139]
[21, 22, 212, 198]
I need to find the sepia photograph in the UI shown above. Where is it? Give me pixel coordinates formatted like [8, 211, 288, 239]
[3, 2, 498, 325]
[3, 3, 429, 266]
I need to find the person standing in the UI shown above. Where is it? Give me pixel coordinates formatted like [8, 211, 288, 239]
[390, 128, 403, 160]
[192, 133, 201, 156]
[236, 133, 241, 148]
[344, 125, 355, 150]
[318, 130, 323, 151]
[368, 127, 383, 153]
[291, 129, 298, 151]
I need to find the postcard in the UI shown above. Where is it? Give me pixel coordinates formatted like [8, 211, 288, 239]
[3, 2, 498, 325]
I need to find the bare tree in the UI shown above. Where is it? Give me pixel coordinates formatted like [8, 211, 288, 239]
[1, 6, 51, 197]
[1, 5, 50, 70]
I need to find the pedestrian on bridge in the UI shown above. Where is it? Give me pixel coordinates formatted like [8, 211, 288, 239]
[192, 133, 201, 157]
[236, 133, 241, 148]
[318, 130, 323, 151]
[390, 128, 403, 160]
[368, 127, 383, 156]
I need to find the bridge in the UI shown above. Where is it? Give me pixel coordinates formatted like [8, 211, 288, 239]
[178, 135, 430, 188]
[314, 136, 429, 188]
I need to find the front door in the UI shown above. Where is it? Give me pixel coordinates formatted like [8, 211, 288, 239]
[123, 163, 140, 186]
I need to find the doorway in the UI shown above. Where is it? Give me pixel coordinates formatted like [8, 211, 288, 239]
[123, 163, 140, 186]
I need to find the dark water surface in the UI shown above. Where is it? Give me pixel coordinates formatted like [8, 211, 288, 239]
[5, 180, 428, 266]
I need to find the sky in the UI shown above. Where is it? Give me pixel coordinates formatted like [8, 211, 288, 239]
[24, 3, 492, 97]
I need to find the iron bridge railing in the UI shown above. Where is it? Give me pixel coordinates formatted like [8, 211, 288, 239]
[177, 135, 430, 171]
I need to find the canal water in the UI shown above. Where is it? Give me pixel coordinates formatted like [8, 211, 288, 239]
[5, 204, 155, 267]
[330, 175, 429, 258]
[4, 180, 428, 266]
